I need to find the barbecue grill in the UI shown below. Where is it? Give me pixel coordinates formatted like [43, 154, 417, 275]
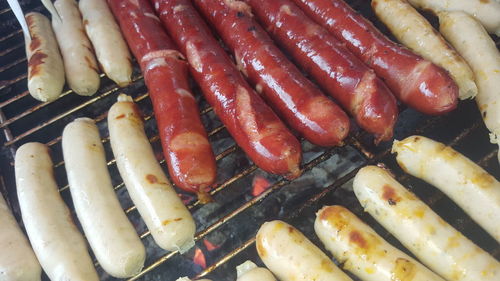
[0, 0, 499, 280]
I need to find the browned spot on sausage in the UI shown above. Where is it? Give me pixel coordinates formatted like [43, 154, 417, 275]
[115, 114, 125, 119]
[256, 235, 267, 257]
[84, 56, 99, 72]
[382, 185, 401, 205]
[28, 51, 48, 77]
[146, 174, 158, 184]
[320, 206, 348, 231]
[470, 172, 494, 189]
[26, 14, 35, 27]
[29, 36, 41, 52]
[162, 219, 171, 225]
[480, 0, 490, 4]
[349, 230, 367, 249]
[174, 218, 183, 222]
[393, 258, 416, 281]
[83, 19, 89, 26]
[288, 226, 294, 233]
[320, 259, 334, 273]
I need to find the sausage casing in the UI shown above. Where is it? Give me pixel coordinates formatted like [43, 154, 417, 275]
[79, 0, 132, 87]
[408, 0, 500, 36]
[151, 0, 302, 178]
[392, 135, 500, 242]
[194, 0, 350, 147]
[0, 194, 41, 281]
[256, 220, 353, 281]
[438, 12, 500, 143]
[292, 0, 459, 115]
[62, 118, 146, 277]
[246, 0, 398, 142]
[353, 165, 500, 281]
[15, 142, 99, 281]
[371, 0, 477, 100]
[52, 0, 100, 96]
[108, 95, 196, 252]
[236, 260, 277, 281]
[315, 205, 445, 281]
[25, 12, 64, 102]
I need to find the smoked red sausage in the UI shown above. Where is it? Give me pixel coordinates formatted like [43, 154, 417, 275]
[193, 0, 350, 147]
[292, 0, 459, 115]
[151, 0, 302, 178]
[245, 0, 398, 142]
[107, 0, 217, 197]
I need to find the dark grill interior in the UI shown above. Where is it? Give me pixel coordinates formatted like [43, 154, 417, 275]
[0, 0, 499, 280]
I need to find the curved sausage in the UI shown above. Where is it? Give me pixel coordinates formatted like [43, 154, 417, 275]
[315, 205, 445, 281]
[194, 0, 349, 147]
[292, 0, 459, 115]
[25, 12, 64, 102]
[0, 194, 41, 281]
[353, 165, 500, 281]
[79, 0, 132, 87]
[107, 0, 217, 196]
[15, 142, 99, 281]
[392, 135, 500, 242]
[151, 0, 302, 178]
[371, 0, 477, 100]
[256, 220, 353, 281]
[438, 12, 500, 144]
[108, 94, 196, 252]
[52, 0, 100, 96]
[245, 0, 398, 143]
[62, 118, 146, 278]
[236, 260, 276, 281]
[408, 0, 500, 37]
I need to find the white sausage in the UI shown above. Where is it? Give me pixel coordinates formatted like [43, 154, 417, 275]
[0, 194, 41, 281]
[79, 0, 132, 87]
[371, 0, 477, 100]
[392, 135, 500, 242]
[407, 0, 500, 36]
[353, 165, 500, 281]
[256, 220, 353, 281]
[315, 205, 445, 281]
[108, 94, 195, 252]
[25, 12, 65, 102]
[15, 142, 99, 281]
[236, 260, 276, 281]
[438, 11, 500, 143]
[62, 118, 146, 278]
[52, 0, 100, 96]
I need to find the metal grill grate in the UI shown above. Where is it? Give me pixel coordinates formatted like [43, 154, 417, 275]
[0, 0, 499, 280]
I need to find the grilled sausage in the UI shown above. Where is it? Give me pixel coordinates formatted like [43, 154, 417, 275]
[438, 12, 500, 144]
[62, 118, 146, 278]
[256, 220, 353, 281]
[236, 260, 276, 281]
[0, 194, 41, 281]
[407, 0, 500, 37]
[392, 135, 500, 242]
[292, 0, 459, 115]
[151, 0, 302, 178]
[52, 0, 100, 96]
[353, 165, 500, 281]
[246, 0, 398, 142]
[315, 205, 445, 281]
[79, 0, 132, 87]
[25, 12, 64, 102]
[107, 0, 217, 196]
[15, 142, 99, 281]
[194, 0, 349, 147]
[108, 94, 196, 252]
[371, 0, 477, 100]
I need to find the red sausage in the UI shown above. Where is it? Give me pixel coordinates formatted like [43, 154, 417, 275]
[292, 0, 459, 115]
[151, 0, 302, 178]
[107, 0, 216, 197]
[193, 0, 350, 147]
[245, 0, 398, 142]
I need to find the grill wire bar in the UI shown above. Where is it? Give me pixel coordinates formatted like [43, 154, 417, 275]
[0, 0, 499, 280]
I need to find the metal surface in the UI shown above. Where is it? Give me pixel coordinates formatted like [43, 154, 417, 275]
[0, 0, 499, 280]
